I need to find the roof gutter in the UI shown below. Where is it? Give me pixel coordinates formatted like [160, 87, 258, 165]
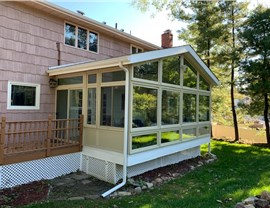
[101, 62, 129, 198]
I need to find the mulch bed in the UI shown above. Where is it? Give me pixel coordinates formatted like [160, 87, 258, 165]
[0, 181, 49, 207]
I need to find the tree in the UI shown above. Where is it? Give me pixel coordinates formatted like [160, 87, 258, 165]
[238, 6, 270, 145]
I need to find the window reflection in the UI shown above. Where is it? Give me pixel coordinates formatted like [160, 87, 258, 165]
[182, 128, 196, 140]
[134, 62, 158, 81]
[199, 75, 210, 91]
[183, 61, 197, 88]
[162, 90, 179, 125]
[183, 93, 196, 123]
[199, 96, 210, 122]
[162, 56, 180, 85]
[132, 133, 157, 149]
[133, 86, 157, 128]
[161, 130, 180, 143]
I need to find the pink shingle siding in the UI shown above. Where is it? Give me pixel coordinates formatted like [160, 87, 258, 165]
[0, 2, 134, 120]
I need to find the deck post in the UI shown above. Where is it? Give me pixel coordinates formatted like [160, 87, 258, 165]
[79, 115, 83, 151]
[46, 115, 52, 157]
[0, 117, 6, 165]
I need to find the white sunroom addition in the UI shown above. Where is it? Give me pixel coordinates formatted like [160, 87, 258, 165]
[48, 45, 219, 196]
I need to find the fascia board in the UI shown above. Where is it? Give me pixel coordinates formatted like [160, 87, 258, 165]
[48, 56, 130, 76]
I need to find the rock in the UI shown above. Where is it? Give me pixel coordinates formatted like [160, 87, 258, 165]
[235, 202, 245, 208]
[134, 187, 142, 194]
[172, 173, 180, 177]
[190, 165, 195, 170]
[81, 180, 91, 185]
[261, 191, 270, 201]
[244, 204, 255, 208]
[243, 196, 258, 205]
[118, 191, 132, 196]
[84, 195, 99, 199]
[205, 159, 215, 164]
[254, 198, 269, 208]
[145, 182, 153, 189]
[142, 185, 148, 190]
[68, 196, 85, 200]
[155, 178, 163, 183]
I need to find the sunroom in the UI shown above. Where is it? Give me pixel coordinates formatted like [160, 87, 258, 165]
[48, 45, 219, 195]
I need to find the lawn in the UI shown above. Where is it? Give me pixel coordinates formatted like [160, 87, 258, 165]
[25, 140, 270, 208]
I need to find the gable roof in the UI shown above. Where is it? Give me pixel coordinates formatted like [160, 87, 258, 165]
[21, 1, 160, 51]
[48, 45, 220, 86]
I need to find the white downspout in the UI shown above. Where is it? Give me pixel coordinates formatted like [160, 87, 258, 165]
[101, 62, 129, 198]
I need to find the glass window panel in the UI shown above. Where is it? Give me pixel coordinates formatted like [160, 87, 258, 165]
[112, 86, 125, 127]
[132, 46, 137, 54]
[58, 76, 83, 85]
[88, 74, 96, 84]
[77, 27, 87, 49]
[199, 75, 210, 91]
[198, 126, 210, 135]
[102, 71, 125, 82]
[132, 133, 157, 150]
[138, 48, 143, 53]
[65, 23, 76, 46]
[89, 31, 98, 52]
[199, 95, 210, 122]
[161, 130, 180, 144]
[69, 89, 82, 119]
[87, 88, 96, 124]
[11, 85, 36, 106]
[162, 90, 179, 125]
[182, 128, 196, 140]
[162, 56, 180, 85]
[133, 61, 158, 81]
[100, 86, 125, 127]
[101, 87, 112, 126]
[183, 93, 196, 123]
[133, 86, 157, 128]
[183, 60, 197, 88]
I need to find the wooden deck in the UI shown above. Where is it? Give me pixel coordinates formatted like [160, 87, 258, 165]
[0, 115, 83, 165]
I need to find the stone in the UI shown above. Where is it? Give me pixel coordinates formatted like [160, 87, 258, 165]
[118, 191, 132, 196]
[244, 204, 255, 208]
[134, 187, 142, 194]
[68, 196, 85, 200]
[235, 202, 245, 208]
[85, 195, 99, 200]
[254, 198, 269, 208]
[243, 196, 258, 205]
[142, 185, 148, 190]
[81, 180, 91, 185]
[71, 174, 90, 181]
[155, 178, 163, 183]
[190, 165, 195, 170]
[145, 182, 153, 189]
[261, 191, 270, 201]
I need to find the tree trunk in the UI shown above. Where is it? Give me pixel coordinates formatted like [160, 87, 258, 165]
[264, 93, 270, 146]
[231, 4, 239, 142]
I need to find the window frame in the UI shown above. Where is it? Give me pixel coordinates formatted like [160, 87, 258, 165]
[7, 81, 40, 110]
[131, 45, 144, 54]
[64, 21, 99, 53]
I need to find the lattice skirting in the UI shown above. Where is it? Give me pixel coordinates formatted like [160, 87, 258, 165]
[0, 153, 81, 189]
[82, 146, 200, 184]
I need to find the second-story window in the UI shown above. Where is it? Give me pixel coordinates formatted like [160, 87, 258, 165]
[65, 22, 98, 53]
[131, 45, 143, 54]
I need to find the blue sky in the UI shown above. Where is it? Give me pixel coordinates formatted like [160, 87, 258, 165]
[50, 0, 270, 47]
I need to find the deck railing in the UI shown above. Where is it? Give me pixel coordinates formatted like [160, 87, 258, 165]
[0, 115, 83, 165]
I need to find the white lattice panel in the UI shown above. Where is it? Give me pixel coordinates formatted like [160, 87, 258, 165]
[0, 153, 80, 189]
[126, 147, 200, 178]
[82, 155, 117, 184]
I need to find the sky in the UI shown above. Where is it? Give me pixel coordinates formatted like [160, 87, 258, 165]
[50, 0, 270, 47]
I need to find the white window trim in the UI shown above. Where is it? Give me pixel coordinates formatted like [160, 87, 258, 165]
[131, 45, 144, 54]
[7, 81, 40, 110]
[64, 21, 99, 54]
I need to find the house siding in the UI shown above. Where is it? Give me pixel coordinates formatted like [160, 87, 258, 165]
[0, 2, 133, 120]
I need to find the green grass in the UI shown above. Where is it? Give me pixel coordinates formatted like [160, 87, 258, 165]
[25, 140, 270, 208]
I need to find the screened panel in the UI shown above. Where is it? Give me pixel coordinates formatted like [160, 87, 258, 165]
[182, 128, 196, 140]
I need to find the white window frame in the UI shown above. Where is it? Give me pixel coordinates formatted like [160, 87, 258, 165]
[7, 81, 40, 110]
[64, 21, 99, 53]
[131, 45, 144, 54]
